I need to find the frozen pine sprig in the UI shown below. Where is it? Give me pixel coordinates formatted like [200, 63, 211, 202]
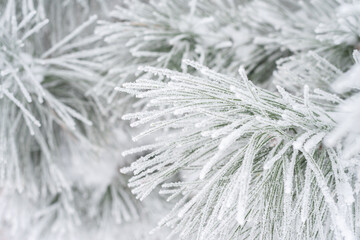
[121, 60, 358, 239]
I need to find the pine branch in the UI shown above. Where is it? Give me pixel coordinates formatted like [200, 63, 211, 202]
[121, 59, 356, 239]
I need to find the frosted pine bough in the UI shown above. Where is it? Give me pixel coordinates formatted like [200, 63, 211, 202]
[119, 1, 360, 239]
[120, 59, 358, 239]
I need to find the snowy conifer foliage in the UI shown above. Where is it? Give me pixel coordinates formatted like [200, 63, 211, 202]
[1, 0, 360, 239]
[119, 1, 360, 240]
